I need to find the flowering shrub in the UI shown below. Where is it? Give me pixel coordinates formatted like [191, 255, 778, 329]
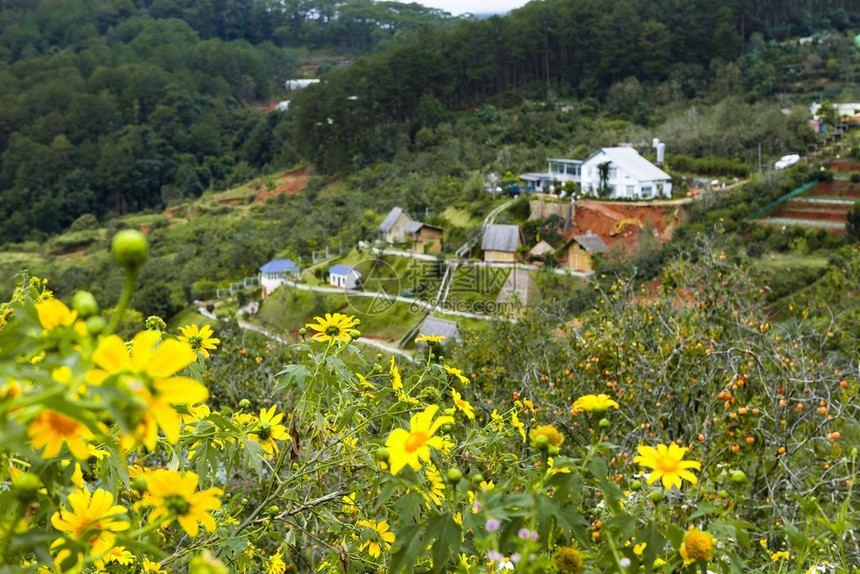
[0, 235, 858, 573]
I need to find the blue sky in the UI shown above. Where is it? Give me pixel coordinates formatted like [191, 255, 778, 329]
[416, 0, 530, 16]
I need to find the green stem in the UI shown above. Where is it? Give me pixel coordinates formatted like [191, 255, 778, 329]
[105, 268, 139, 335]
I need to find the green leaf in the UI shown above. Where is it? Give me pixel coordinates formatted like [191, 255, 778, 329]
[274, 364, 312, 392]
[389, 522, 424, 574]
[634, 522, 666, 574]
[427, 514, 461, 574]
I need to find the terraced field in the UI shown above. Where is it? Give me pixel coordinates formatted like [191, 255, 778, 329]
[757, 180, 859, 235]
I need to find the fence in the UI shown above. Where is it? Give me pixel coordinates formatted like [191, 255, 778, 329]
[215, 276, 260, 299]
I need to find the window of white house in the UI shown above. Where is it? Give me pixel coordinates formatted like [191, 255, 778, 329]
[609, 168, 617, 179]
[587, 167, 592, 177]
[626, 185, 634, 197]
[642, 186, 652, 197]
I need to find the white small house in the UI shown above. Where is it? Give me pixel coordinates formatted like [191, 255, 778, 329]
[329, 264, 362, 289]
[259, 259, 300, 300]
[579, 147, 672, 199]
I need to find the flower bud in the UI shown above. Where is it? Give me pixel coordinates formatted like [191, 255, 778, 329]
[446, 468, 463, 484]
[374, 447, 390, 462]
[238, 399, 251, 409]
[85, 315, 106, 335]
[111, 230, 148, 271]
[12, 472, 43, 501]
[72, 291, 99, 318]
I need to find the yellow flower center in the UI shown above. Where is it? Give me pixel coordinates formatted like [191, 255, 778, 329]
[164, 494, 191, 516]
[45, 411, 82, 435]
[404, 431, 428, 453]
[656, 456, 679, 474]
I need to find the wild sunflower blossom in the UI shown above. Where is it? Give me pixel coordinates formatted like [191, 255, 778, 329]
[142, 469, 223, 537]
[571, 394, 619, 413]
[29, 410, 95, 460]
[90, 330, 206, 446]
[356, 519, 395, 558]
[443, 365, 469, 384]
[415, 333, 446, 344]
[384, 405, 454, 475]
[679, 527, 716, 564]
[634, 443, 701, 489]
[177, 324, 220, 358]
[530, 425, 564, 447]
[50, 488, 129, 557]
[305, 313, 357, 343]
[35, 298, 80, 331]
[247, 405, 290, 457]
[451, 389, 475, 420]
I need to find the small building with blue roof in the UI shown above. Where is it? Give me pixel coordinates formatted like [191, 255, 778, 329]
[329, 264, 362, 289]
[259, 259, 300, 299]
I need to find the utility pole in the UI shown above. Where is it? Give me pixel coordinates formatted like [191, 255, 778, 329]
[758, 142, 762, 173]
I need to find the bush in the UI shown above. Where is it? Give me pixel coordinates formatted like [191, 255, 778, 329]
[68, 213, 100, 232]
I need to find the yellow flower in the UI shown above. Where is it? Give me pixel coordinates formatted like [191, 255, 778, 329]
[571, 394, 619, 413]
[771, 551, 790, 561]
[177, 324, 220, 358]
[547, 458, 571, 475]
[530, 425, 564, 447]
[679, 527, 715, 564]
[268, 550, 287, 574]
[555, 546, 585, 573]
[479, 480, 494, 490]
[390, 357, 403, 392]
[511, 411, 526, 442]
[305, 313, 357, 343]
[29, 410, 94, 460]
[247, 405, 290, 457]
[92, 331, 206, 445]
[142, 469, 223, 537]
[181, 403, 212, 426]
[523, 399, 534, 413]
[356, 519, 395, 558]
[422, 466, 446, 506]
[415, 333, 446, 344]
[634, 443, 701, 489]
[443, 365, 469, 384]
[35, 298, 78, 330]
[633, 543, 646, 556]
[143, 558, 167, 573]
[341, 492, 359, 516]
[451, 389, 475, 420]
[50, 488, 129, 557]
[95, 546, 135, 569]
[384, 405, 454, 475]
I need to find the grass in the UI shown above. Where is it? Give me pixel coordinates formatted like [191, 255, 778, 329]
[757, 252, 831, 270]
[168, 307, 219, 331]
[259, 285, 416, 342]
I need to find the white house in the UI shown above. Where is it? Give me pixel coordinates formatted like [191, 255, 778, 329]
[521, 149, 671, 198]
[579, 147, 672, 199]
[259, 259, 300, 300]
[329, 264, 362, 289]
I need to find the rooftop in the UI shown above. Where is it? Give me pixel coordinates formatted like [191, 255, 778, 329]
[481, 224, 522, 252]
[379, 207, 410, 233]
[585, 147, 670, 182]
[329, 264, 361, 276]
[259, 259, 299, 273]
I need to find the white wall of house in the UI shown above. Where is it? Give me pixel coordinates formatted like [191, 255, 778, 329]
[329, 270, 361, 289]
[579, 151, 672, 199]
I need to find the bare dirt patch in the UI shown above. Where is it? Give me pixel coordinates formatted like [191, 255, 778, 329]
[255, 168, 309, 203]
[569, 201, 677, 253]
[829, 158, 860, 173]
